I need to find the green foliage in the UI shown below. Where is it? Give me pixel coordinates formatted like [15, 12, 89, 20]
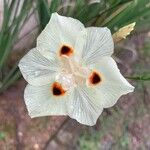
[0, 131, 6, 140]
[74, 2, 102, 24]
[37, 0, 62, 30]
[0, 0, 33, 92]
[36, 0, 150, 32]
[103, 0, 150, 32]
[37, 0, 50, 30]
[49, 0, 61, 14]
[126, 74, 150, 81]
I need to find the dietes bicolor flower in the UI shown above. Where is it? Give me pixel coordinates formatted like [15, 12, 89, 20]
[19, 13, 134, 126]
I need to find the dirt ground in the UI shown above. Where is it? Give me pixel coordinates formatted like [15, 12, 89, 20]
[0, 33, 150, 150]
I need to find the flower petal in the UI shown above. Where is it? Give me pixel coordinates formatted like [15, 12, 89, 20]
[74, 29, 87, 62]
[82, 27, 114, 65]
[18, 48, 59, 86]
[37, 13, 85, 59]
[24, 83, 69, 117]
[88, 56, 134, 108]
[68, 87, 103, 126]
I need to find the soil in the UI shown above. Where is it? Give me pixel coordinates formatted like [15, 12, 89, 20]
[0, 33, 150, 150]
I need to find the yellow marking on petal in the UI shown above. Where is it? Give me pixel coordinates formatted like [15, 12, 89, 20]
[113, 22, 136, 43]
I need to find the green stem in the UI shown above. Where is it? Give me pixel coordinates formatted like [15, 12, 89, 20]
[126, 75, 150, 81]
[0, 70, 21, 93]
[2, 63, 19, 85]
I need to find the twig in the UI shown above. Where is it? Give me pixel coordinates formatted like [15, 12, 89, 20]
[142, 82, 149, 108]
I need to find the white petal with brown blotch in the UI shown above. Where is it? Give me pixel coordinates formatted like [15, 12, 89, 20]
[18, 48, 59, 86]
[19, 13, 134, 126]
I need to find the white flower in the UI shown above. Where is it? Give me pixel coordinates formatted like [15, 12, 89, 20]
[18, 13, 134, 126]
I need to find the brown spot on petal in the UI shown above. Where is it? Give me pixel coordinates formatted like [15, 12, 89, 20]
[89, 71, 101, 85]
[51, 82, 66, 96]
[60, 45, 73, 57]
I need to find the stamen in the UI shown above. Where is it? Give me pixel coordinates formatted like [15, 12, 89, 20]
[57, 54, 90, 91]
[60, 45, 73, 57]
[51, 82, 66, 96]
[56, 73, 75, 90]
[89, 71, 101, 85]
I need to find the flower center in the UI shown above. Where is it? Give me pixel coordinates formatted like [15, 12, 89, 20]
[56, 56, 90, 91]
[52, 46, 102, 96]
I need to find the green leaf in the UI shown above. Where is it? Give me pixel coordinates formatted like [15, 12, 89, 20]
[0, 0, 32, 92]
[101, 1, 132, 26]
[126, 74, 150, 81]
[37, 0, 62, 30]
[49, 0, 61, 14]
[37, 0, 50, 30]
[0, 0, 33, 68]
[75, 2, 102, 25]
[0, 70, 21, 93]
[94, 0, 133, 29]
[104, 0, 150, 32]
